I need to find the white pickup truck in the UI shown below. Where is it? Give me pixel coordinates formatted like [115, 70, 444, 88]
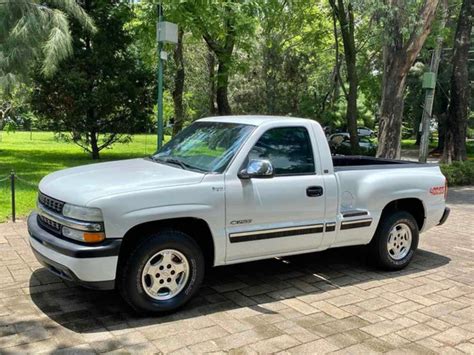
[28, 116, 450, 313]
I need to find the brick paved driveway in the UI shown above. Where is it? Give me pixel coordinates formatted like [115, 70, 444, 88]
[0, 187, 473, 354]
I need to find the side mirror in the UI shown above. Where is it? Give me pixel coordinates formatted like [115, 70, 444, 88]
[238, 159, 274, 179]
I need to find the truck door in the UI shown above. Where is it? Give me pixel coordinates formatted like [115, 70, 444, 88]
[224, 125, 327, 262]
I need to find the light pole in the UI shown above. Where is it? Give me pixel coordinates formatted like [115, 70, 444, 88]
[156, 4, 164, 150]
[131, 0, 177, 151]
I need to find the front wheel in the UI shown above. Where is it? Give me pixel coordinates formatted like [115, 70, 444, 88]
[119, 230, 205, 314]
[369, 211, 419, 270]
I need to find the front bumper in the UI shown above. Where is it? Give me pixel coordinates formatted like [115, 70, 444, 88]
[28, 212, 121, 290]
[438, 207, 450, 226]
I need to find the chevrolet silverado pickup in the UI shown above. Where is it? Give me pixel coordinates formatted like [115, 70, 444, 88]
[28, 116, 450, 313]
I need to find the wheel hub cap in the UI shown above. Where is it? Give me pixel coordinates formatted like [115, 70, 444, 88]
[141, 249, 190, 301]
[387, 223, 412, 260]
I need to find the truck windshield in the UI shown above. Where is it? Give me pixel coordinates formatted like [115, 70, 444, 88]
[152, 121, 255, 173]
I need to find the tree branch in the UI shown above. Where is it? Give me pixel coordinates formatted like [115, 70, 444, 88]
[403, 0, 440, 70]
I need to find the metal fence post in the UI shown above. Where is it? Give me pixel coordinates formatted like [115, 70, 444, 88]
[10, 170, 15, 223]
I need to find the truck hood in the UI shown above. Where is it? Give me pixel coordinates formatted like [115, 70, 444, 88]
[39, 158, 205, 206]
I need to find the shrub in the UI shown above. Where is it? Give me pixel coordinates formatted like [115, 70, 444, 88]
[440, 161, 474, 186]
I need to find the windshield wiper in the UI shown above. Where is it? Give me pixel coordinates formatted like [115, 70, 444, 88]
[165, 158, 190, 170]
[151, 156, 207, 172]
[151, 156, 186, 169]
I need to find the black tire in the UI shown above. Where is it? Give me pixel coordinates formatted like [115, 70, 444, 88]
[369, 211, 419, 270]
[118, 229, 205, 314]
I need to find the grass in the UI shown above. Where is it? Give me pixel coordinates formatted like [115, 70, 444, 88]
[401, 139, 437, 150]
[0, 131, 168, 222]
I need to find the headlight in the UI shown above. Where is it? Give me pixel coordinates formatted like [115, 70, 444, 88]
[62, 226, 105, 243]
[63, 203, 103, 222]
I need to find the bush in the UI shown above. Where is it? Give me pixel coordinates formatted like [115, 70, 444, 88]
[467, 128, 474, 139]
[440, 161, 474, 186]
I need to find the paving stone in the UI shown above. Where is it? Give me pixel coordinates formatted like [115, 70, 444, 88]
[432, 326, 474, 346]
[281, 298, 319, 315]
[249, 334, 300, 353]
[360, 320, 406, 337]
[396, 323, 438, 341]
[283, 338, 340, 354]
[311, 301, 351, 319]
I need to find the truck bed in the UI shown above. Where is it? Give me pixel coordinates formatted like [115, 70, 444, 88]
[333, 155, 430, 171]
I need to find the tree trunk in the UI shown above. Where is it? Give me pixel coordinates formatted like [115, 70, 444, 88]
[345, 54, 358, 152]
[90, 131, 100, 159]
[263, 39, 278, 115]
[442, 0, 472, 163]
[330, 0, 359, 152]
[376, 0, 439, 159]
[377, 62, 407, 159]
[172, 29, 185, 136]
[216, 54, 232, 115]
[436, 112, 447, 152]
[202, 11, 235, 116]
[207, 49, 217, 115]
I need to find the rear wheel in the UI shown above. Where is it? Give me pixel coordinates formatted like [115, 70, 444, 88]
[369, 211, 419, 270]
[119, 230, 205, 314]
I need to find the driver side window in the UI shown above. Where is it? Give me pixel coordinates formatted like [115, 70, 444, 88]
[248, 127, 315, 175]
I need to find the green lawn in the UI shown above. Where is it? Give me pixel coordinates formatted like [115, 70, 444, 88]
[0, 131, 168, 222]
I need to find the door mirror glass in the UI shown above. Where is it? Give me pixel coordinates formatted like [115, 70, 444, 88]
[239, 159, 274, 179]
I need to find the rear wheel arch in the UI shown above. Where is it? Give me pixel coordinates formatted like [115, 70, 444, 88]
[378, 198, 425, 231]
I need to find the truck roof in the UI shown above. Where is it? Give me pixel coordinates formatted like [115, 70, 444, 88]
[198, 115, 314, 126]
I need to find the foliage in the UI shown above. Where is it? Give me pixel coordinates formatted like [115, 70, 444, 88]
[441, 161, 474, 186]
[0, 0, 96, 93]
[2, 0, 472, 163]
[30, 0, 154, 159]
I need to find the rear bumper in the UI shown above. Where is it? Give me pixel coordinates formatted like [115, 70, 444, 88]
[438, 207, 450, 226]
[28, 212, 120, 289]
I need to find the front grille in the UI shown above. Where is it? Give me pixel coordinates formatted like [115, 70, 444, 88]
[38, 192, 64, 214]
[37, 214, 62, 237]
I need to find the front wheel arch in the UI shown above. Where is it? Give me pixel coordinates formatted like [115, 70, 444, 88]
[117, 217, 215, 276]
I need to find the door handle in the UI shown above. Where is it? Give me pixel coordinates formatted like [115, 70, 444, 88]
[307, 186, 323, 197]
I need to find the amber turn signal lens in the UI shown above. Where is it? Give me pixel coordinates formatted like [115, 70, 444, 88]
[83, 232, 105, 243]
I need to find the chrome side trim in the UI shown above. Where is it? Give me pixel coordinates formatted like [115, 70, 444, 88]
[229, 223, 324, 243]
[37, 204, 103, 232]
[325, 222, 336, 232]
[230, 224, 323, 238]
[340, 218, 372, 230]
[342, 210, 369, 218]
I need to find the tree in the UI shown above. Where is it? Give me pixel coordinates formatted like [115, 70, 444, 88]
[0, 0, 95, 91]
[442, 0, 472, 162]
[172, 29, 185, 135]
[376, 0, 440, 159]
[31, 0, 153, 159]
[251, 1, 336, 120]
[180, 1, 258, 115]
[329, 0, 359, 152]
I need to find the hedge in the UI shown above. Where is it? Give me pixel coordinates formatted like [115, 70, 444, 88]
[440, 161, 474, 186]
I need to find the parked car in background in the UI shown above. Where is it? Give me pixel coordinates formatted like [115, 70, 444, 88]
[328, 132, 377, 156]
[357, 126, 374, 137]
